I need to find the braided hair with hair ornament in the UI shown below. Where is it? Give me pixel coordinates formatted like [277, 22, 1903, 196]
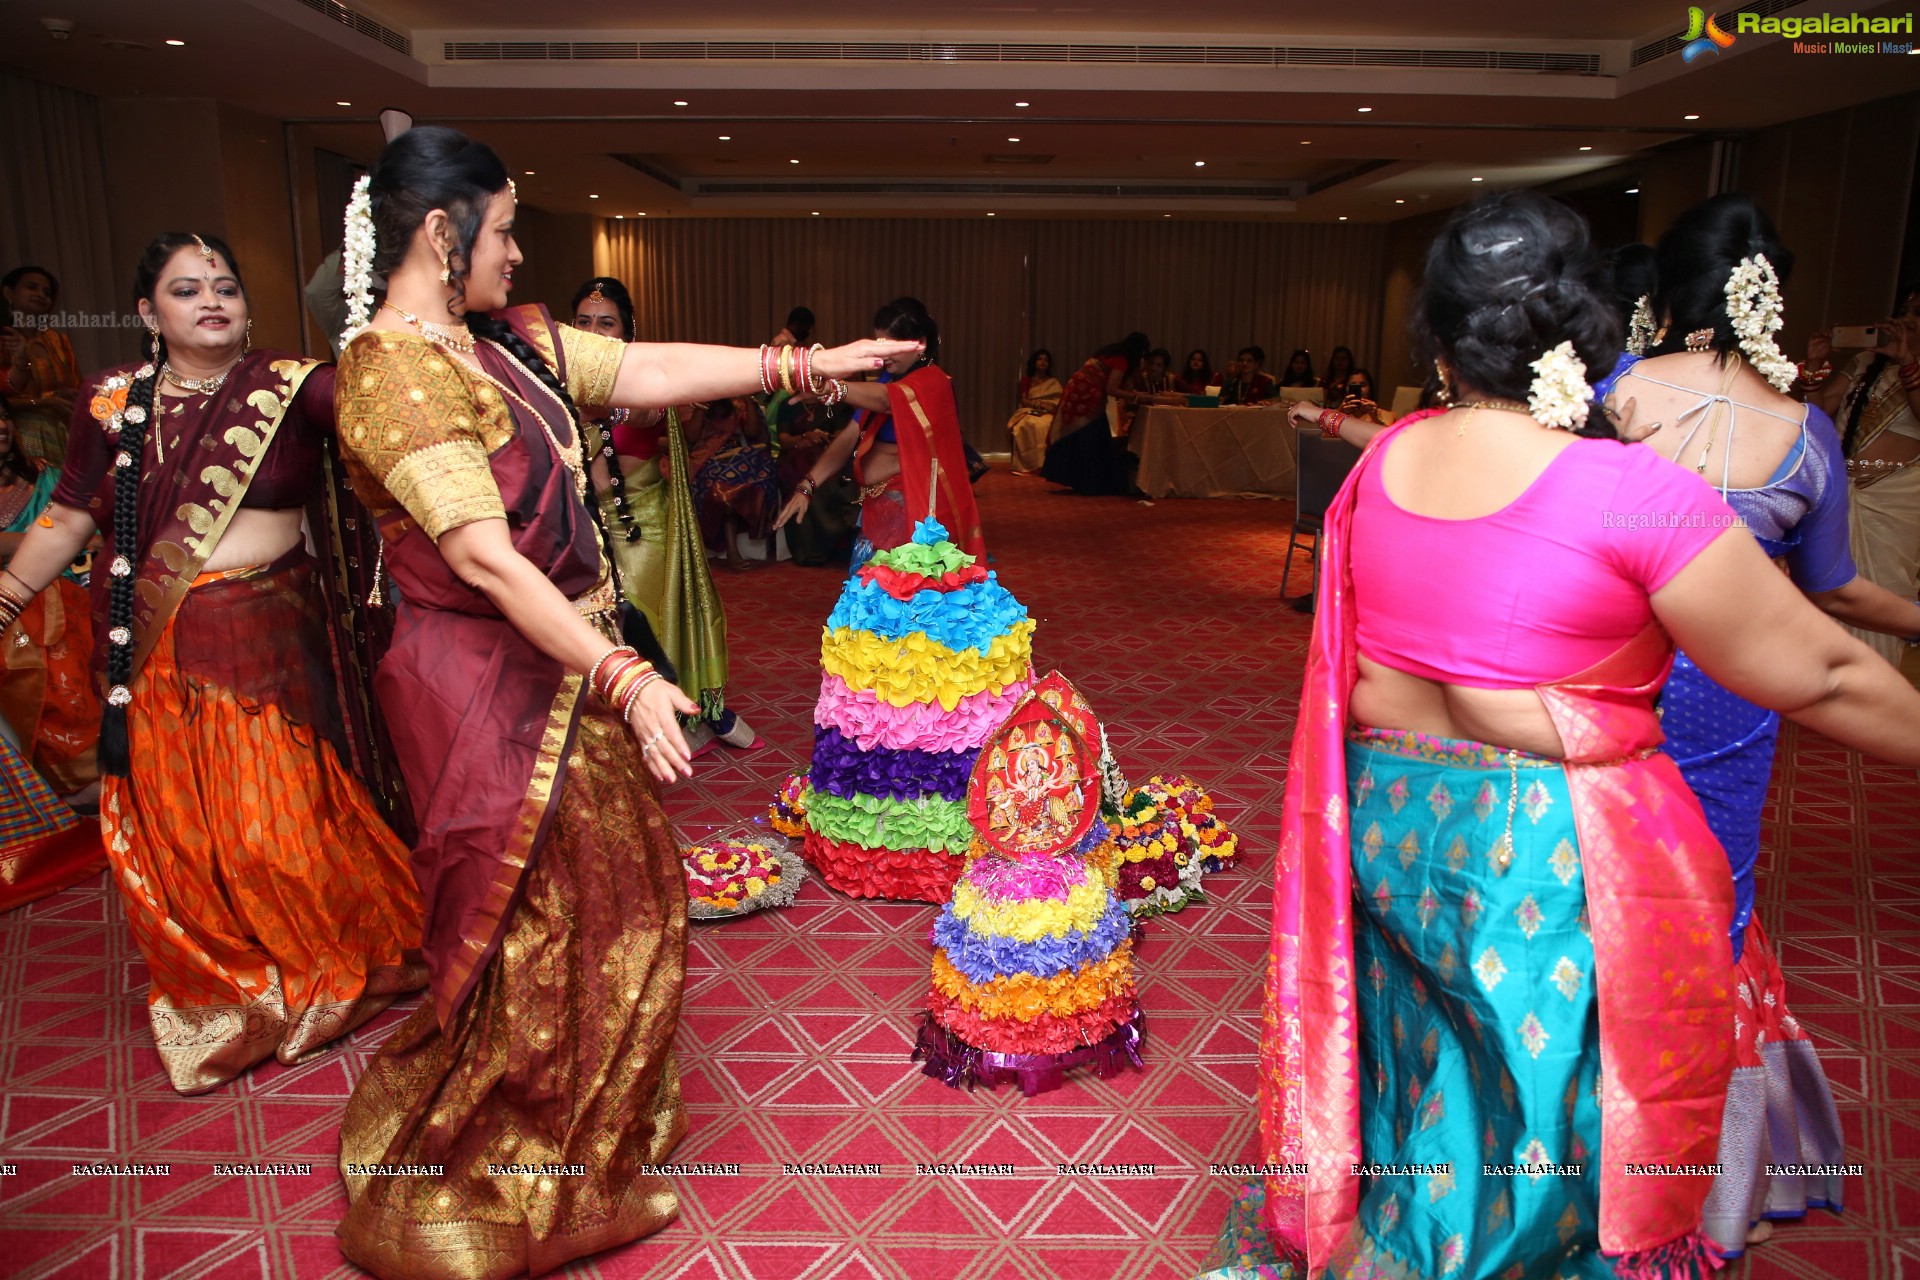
[461, 312, 677, 679]
[98, 348, 160, 776]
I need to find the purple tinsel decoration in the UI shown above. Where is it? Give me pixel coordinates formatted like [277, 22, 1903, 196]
[808, 726, 977, 802]
[911, 1006, 1146, 1097]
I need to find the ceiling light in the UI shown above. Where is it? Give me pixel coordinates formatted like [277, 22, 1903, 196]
[615, 214, 624, 219]
[524, 171, 535, 176]
[1194, 160, 1206, 167]
[1578, 145, 1593, 151]
[336, 100, 351, 106]
[638, 211, 647, 216]
[589, 193, 599, 199]
[718, 135, 731, 141]
[1394, 198, 1406, 204]
[1357, 106, 1372, 113]
[987, 212, 996, 217]
[165, 38, 186, 46]
[1470, 176, 1484, 182]
[1300, 140, 1311, 145]
[1008, 136, 1021, 142]
[1338, 215, 1348, 221]
[1625, 187, 1640, 194]
[1163, 213, 1172, 218]
[1015, 100, 1029, 107]
[673, 100, 689, 107]
[811, 211, 820, 216]
[789, 158, 799, 164]
[1684, 113, 1700, 120]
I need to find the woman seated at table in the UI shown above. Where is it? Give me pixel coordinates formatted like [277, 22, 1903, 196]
[1121, 348, 1184, 430]
[1175, 348, 1214, 395]
[687, 396, 779, 571]
[1007, 347, 1062, 473]
[1320, 344, 1358, 400]
[1041, 332, 1147, 495]
[1277, 348, 1316, 388]
[1220, 347, 1278, 406]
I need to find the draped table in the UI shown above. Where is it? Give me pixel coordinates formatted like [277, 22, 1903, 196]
[1127, 405, 1296, 499]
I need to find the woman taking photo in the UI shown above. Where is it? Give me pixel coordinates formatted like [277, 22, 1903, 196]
[570, 277, 756, 755]
[330, 127, 914, 1278]
[1007, 347, 1062, 473]
[1214, 191, 1920, 1279]
[0, 234, 425, 1093]
[1040, 331, 1148, 495]
[2, 265, 82, 464]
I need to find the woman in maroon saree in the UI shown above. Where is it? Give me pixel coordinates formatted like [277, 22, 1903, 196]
[329, 127, 916, 1279]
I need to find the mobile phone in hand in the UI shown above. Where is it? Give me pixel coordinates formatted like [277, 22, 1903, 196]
[1831, 325, 1882, 349]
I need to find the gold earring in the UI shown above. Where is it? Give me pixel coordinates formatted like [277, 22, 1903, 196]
[243, 318, 253, 356]
[1434, 359, 1455, 405]
[438, 252, 452, 287]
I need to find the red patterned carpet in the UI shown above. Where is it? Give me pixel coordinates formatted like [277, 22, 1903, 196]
[0, 469, 1913, 1279]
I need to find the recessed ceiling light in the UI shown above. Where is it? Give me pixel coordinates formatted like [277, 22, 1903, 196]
[987, 212, 996, 217]
[1394, 198, 1406, 204]
[524, 171, 535, 176]
[1684, 113, 1700, 120]
[1163, 213, 1172, 218]
[673, 100, 689, 107]
[165, 38, 186, 46]
[336, 101, 351, 107]
[1194, 160, 1206, 167]
[1008, 136, 1021, 142]
[811, 211, 820, 216]
[638, 211, 647, 216]
[1625, 187, 1640, 194]
[1470, 176, 1484, 182]
[1300, 140, 1311, 145]
[718, 135, 731, 141]
[1357, 106, 1372, 113]
[1014, 100, 1029, 107]
[1338, 215, 1349, 221]
[1578, 145, 1593, 151]
[789, 158, 800, 164]
[615, 214, 624, 219]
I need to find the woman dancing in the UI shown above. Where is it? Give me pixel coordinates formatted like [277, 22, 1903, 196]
[0, 233, 425, 1092]
[1210, 191, 1920, 1279]
[570, 277, 756, 754]
[776, 296, 980, 565]
[329, 127, 912, 1278]
[1604, 195, 1920, 1255]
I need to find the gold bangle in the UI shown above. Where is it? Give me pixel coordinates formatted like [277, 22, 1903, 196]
[778, 345, 796, 396]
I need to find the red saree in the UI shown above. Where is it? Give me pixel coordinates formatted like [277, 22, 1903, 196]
[1258, 411, 1736, 1273]
[855, 365, 984, 558]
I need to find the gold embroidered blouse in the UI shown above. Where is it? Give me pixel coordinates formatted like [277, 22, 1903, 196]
[335, 326, 626, 542]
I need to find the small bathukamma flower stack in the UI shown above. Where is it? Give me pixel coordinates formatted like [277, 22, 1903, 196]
[914, 672, 1144, 1096]
[1110, 775, 1242, 917]
[798, 517, 1034, 902]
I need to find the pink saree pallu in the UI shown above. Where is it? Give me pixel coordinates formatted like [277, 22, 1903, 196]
[1241, 413, 1738, 1280]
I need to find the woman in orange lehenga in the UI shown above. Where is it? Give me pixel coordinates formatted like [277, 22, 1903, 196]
[328, 127, 915, 1279]
[3, 265, 83, 465]
[0, 233, 425, 1093]
[0, 393, 102, 909]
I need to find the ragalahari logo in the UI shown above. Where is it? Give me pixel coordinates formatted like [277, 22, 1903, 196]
[1681, 7, 1737, 60]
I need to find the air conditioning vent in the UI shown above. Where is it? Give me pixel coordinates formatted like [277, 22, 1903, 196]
[442, 39, 1599, 75]
[983, 154, 1055, 165]
[292, 0, 411, 57]
[1630, 0, 1795, 66]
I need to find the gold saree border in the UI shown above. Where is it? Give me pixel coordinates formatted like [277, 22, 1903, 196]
[130, 359, 319, 680]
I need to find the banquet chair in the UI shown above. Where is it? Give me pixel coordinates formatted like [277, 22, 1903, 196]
[1281, 426, 1363, 601]
[1389, 385, 1423, 418]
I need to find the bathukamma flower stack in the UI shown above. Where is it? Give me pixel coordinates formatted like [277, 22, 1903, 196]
[799, 517, 1034, 901]
[914, 672, 1145, 1096]
[1110, 775, 1242, 916]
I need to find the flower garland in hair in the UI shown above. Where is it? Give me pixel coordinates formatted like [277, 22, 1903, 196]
[1527, 341, 1591, 430]
[340, 174, 377, 347]
[1626, 294, 1657, 357]
[1724, 254, 1797, 392]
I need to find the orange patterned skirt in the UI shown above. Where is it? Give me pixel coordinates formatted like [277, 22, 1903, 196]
[102, 562, 426, 1094]
[337, 709, 689, 1280]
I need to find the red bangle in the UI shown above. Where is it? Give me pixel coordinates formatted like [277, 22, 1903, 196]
[1320, 410, 1347, 438]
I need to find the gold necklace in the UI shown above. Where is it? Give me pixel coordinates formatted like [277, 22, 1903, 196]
[381, 301, 477, 353]
[160, 359, 237, 395]
[457, 342, 587, 500]
[1453, 398, 1531, 436]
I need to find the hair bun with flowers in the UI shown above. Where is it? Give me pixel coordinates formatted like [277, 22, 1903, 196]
[1527, 340, 1591, 430]
[1724, 253, 1797, 392]
[340, 174, 377, 348]
[1626, 294, 1657, 356]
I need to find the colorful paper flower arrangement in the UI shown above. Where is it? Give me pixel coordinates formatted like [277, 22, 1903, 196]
[681, 825, 804, 920]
